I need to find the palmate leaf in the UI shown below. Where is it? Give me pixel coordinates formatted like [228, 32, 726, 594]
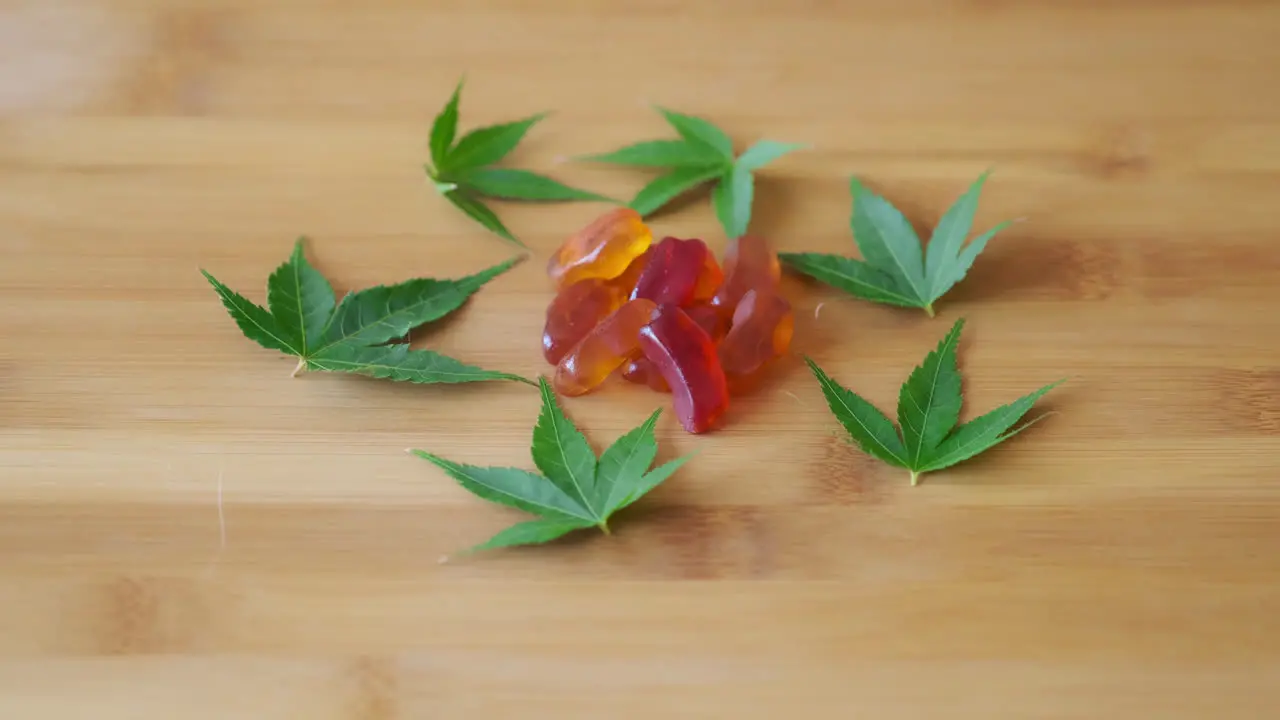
[413, 378, 695, 555]
[202, 237, 529, 386]
[424, 77, 612, 247]
[806, 317, 1062, 485]
[780, 171, 1013, 316]
[578, 106, 802, 239]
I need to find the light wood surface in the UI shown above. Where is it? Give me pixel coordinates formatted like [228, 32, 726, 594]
[3, 0, 1280, 717]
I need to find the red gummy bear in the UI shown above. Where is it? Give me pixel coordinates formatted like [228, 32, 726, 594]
[622, 303, 726, 392]
[630, 236, 722, 306]
[637, 303, 730, 434]
[710, 235, 781, 315]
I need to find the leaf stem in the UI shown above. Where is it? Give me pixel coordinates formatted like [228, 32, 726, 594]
[291, 358, 306, 377]
[909, 470, 921, 486]
[598, 521, 611, 536]
[923, 304, 935, 318]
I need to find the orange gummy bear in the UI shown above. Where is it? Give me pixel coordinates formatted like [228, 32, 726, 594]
[717, 288, 794, 379]
[541, 248, 652, 364]
[547, 208, 653, 288]
[710, 235, 781, 314]
[554, 298, 659, 396]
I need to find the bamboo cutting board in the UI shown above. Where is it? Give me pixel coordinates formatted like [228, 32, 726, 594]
[2, 1, 1279, 717]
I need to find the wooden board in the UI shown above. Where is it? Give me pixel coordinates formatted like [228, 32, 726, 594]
[2, 0, 1279, 716]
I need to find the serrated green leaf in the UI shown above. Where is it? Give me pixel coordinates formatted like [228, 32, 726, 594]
[414, 390, 694, 554]
[712, 164, 754, 239]
[202, 269, 299, 356]
[531, 377, 602, 520]
[308, 343, 531, 385]
[849, 178, 929, 304]
[465, 516, 596, 554]
[205, 241, 525, 386]
[411, 450, 594, 522]
[805, 316, 1061, 485]
[442, 190, 524, 247]
[456, 168, 614, 203]
[577, 139, 724, 168]
[443, 113, 546, 172]
[598, 408, 662, 513]
[315, 257, 518, 352]
[928, 220, 1012, 304]
[804, 357, 908, 468]
[265, 237, 335, 355]
[898, 317, 965, 467]
[655, 107, 735, 159]
[735, 140, 805, 172]
[611, 454, 692, 514]
[923, 171, 1011, 303]
[429, 76, 464, 170]
[918, 380, 1062, 476]
[777, 253, 922, 309]
[628, 164, 724, 217]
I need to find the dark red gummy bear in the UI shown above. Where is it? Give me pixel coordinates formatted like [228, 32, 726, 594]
[637, 303, 730, 434]
[630, 236, 713, 306]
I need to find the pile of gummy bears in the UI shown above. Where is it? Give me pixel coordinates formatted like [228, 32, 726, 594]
[541, 208, 794, 434]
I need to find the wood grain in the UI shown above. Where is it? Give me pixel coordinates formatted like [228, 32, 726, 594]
[2, 0, 1279, 717]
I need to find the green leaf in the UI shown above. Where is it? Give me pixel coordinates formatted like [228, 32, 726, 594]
[414, 388, 695, 554]
[628, 164, 724, 217]
[783, 171, 1012, 315]
[204, 240, 525, 386]
[923, 171, 1013, 304]
[531, 377, 602, 521]
[455, 168, 614, 203]
[265, 237, 335, 354]
[655, 106, 734, 159]
[597, 408, 662, 512]
[611, 454, 692, 514]
[806, 319, 1062, 485]
[466, 516, 597, 553]
[443, 113, 546, 172]
[411, 451, 594, 522]
[712, 164, 754, 239]
[735, 140, 805, 172]
[918, 380, 1063, 475]
[804, 356, 908, 468]
[316, 257, 519, 352]
[577, 139, 724, 168]
[443, 190, 524, 247]
[201, 269, 298, 356]
[429, 76, 464, 170]
[777, 253, 921, 309]
[897, 317, 964, 467]
[307, 344, 532, 385]
[849, 178, 929, 304]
